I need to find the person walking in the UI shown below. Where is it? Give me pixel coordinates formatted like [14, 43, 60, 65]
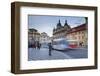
[48, 43, 52, 56]
[38, 43, 41, 50]
[33, 41, 36, 49]
[39, 43, 41, 49]
[37, 42, 41, 50]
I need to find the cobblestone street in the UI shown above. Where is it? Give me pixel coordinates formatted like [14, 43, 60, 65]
[28, 47, 87, 61]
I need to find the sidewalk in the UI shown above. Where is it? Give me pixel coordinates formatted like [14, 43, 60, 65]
[28, 47, 71, 61]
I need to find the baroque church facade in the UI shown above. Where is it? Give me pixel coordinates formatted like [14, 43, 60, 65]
[53, 20, 71, 39]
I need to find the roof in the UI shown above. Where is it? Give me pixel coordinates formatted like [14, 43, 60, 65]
[28, 28, 37, 32]
[67, 23, 87, 34]
[28, 28, 40, 35]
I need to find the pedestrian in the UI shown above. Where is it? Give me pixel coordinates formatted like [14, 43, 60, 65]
[48, 43, 52, 56]
[37, 42, 41, 50]
[33, 41, 36, 49]
[39, 43, 41, 49]
[79, 42, 83, 47]
[38, 43, 41, 50]
[36, 41, 38, 49]
[34, 42, 36, 49]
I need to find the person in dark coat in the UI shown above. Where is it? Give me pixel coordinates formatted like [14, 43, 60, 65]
[33, 41, 36, 49]
[37, 42, 41, 50]
[38, 43, 41, 50]
[48, 43, 52, 56]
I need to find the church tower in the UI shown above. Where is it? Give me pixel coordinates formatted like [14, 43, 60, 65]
[64, 20, 71, 30]
[57, 19, 62, 29]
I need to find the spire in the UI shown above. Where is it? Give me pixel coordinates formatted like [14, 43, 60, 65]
[57, 19, 62, 28]
[59, 19, 60, 23]
[64, 20, 71, 29]
[65, 20, 67, 23]
[64, 20, 68, 26]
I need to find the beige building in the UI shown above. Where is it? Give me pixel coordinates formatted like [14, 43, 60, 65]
[66, 23, 88, 47]
[53, 20, 71, 39]
[39, 32, 51, 44]
[28, 28, 40, 42]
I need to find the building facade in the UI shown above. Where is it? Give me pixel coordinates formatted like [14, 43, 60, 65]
[53, 18, 88, 47]
[66, 23, 88, 47]
[39, 32, 51, 44]
[53, 20, 71, 39]
[28, 28, 40, 42]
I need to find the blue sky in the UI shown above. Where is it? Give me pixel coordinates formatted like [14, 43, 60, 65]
[28, 15, 86, 37]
